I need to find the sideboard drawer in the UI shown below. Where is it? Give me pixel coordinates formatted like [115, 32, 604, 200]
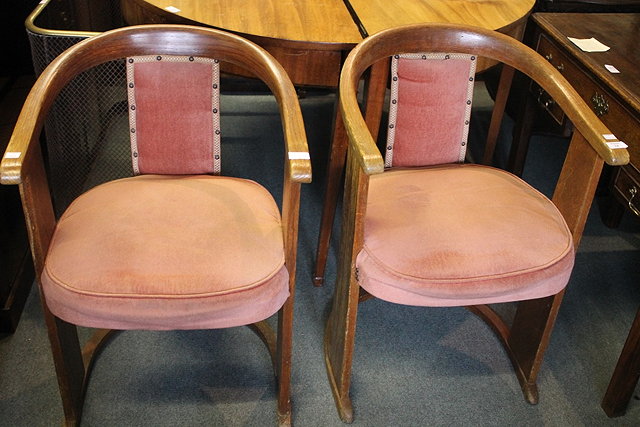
[535, 34, 640, 169]
[533, 35, 567, 123]
[613, 166, 640, 218]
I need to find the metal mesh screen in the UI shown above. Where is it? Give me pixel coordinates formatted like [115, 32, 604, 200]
[27, 0, 128, 216]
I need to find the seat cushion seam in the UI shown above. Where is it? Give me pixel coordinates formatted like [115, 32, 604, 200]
[43, 258, 286, 299]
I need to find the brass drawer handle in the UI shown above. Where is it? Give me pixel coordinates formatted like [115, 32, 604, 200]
[629, 187, 640, 217]
[591, 92, 609, 116]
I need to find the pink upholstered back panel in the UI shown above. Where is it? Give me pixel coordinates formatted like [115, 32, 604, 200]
[385, 54, 476, 168]
[127, 56, 221, 175]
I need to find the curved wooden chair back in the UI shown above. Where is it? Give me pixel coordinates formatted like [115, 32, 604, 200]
[324, 23, 628, 422]
[1, 24, 311, 426]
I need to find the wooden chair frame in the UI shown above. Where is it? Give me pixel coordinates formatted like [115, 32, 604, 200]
[0, 24, 311, 426]
[323, 23, 629, 423]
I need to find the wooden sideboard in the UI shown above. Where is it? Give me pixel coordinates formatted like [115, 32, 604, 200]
[512, 13, 640, 225]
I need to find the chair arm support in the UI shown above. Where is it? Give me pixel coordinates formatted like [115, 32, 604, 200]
[338, 94, 385, 176]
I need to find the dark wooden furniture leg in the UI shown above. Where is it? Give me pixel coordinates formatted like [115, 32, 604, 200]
[314, 59, 388, 286]
[602, 306, 640, 417]
[507, 88, 537, 176]
[314, 109, 348, 286]
[482, 65, 515, 165]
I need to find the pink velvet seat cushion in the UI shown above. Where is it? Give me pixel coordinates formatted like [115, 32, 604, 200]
[41, 175, 289, 330]
[356, 164, 574, 306]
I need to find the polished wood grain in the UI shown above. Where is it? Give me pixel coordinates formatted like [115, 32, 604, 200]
[534, 13, 640, 116]
[348, 0, 535, 35]
[122, 0, 360, 87]
[124, 0, 362, 47]
[124, 0, 536, 82]
[1, 25, 310, 426]
[324, 22, 628, 422]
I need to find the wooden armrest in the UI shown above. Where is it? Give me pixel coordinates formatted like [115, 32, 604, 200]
[1, 79, 52, 185]
[339, 89, 385, 176]
[231, 33, 312, 184]
[278, 94, 312, 183]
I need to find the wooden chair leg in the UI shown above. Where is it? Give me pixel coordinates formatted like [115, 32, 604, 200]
[602, 306, 640, 417]
[314, 60, 388, 287]
[42, 303, 86, 426]
[314, 109, 348, 286]
[248, 310, 294, 426]
[507, 90, 537, 176]
[507, 291, 565, 404]
[482, 64, 515, 166]
[276, 296, 294, 426]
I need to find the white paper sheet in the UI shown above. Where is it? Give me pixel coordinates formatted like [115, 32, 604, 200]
[568, 37, 610, 52]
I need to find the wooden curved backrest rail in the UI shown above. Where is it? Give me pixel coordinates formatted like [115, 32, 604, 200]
[339, 23, 629, 176]
[0, 24, 311, 276]
[0, 24, 311, 186]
